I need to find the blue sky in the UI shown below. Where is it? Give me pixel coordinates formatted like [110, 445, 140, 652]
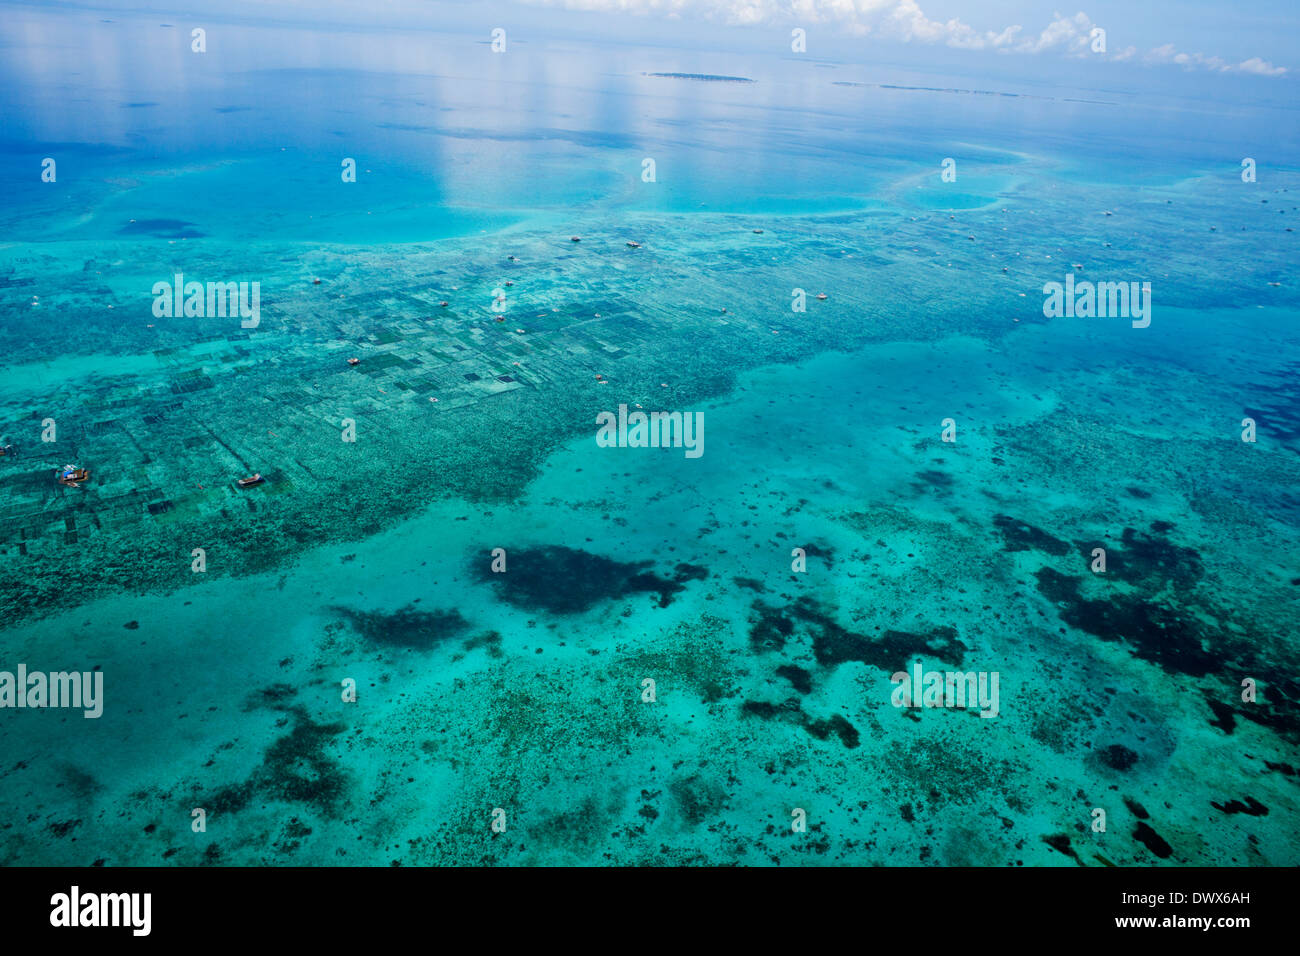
[18, 0, 1297, 77]
[917, 0, 1296, 67]
[503, 0, 1293, 75]
[7, 0, 1295, 111]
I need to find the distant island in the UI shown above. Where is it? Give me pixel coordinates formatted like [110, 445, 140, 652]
[645, 72, 755, 83]
[831, 80, 1116, 105]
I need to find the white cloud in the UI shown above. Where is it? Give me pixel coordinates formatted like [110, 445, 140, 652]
[512, 1, 1288, 76]
[1145, 43, 1285, 75]
[1014, 11, 1092, 55]
[1237, 56, 1287, 76]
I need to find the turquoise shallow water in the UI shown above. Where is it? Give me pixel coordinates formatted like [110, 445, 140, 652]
[0, 3, 1298, 866]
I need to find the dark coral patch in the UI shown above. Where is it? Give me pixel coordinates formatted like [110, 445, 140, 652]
[332, 603, 470, 649]
[803, 616, 965, 672]
[1236, 674, 1300, 739]
[741, 696, 861, 749]
[243, 683, 298, 710]
[801, 543, 835, 561]
[994, 514, 1070, 556]
[203, 707, 349, 820]
[1108, 525, 1204, 591]
[1211, 797, 1268, 816]
[742, 700, 787, 720]
[1133, 821, 1173, 859]
[207, 782, 254, 815]
[912, 470, 954, 496]
[776, 664, 813, 694]
[476, 546, 688, 613]
[748, 600, 795, 651]
[1100, 744, 1140, 771]
[742, 700, 777, 719]
[1040, 582, 1299, 740]
[915, 469, 954, 488]
[1034, 568, 1218, 677]
[463, 631, 504, 658]
[748, 597, 966, 671]
[672, 562, 709, 583]
[1204, 694, 1237, 733]
[1123, 796, 1150, 820]
[668, 775, 728, 826]
[199, 708, 350, 821]
[805, 714, 861, 748]
[1042, 833, 1082, 864]
[260, 715, 348, 811]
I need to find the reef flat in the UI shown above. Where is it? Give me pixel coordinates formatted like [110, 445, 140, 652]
[0, 160, 1297, 866]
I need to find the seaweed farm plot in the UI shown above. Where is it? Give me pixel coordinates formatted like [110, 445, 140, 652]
[1, 208, 1015, 621]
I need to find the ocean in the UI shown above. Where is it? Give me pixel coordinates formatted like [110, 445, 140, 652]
[0, 2, 1296, 867]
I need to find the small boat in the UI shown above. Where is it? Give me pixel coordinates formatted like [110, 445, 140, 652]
[439, 301, 449, 307]
[505, 280, 514, 286]
[312, 278, 322, 285]
[626, 241, 641, 248]
[752, 229, 763, 234]
[347, 357, 360, 366]
[236, 473, 264, 488]
[57, 466, 90, 487]
[570, 236, 581, 242]
[815, 293, 828, 301]
[508, 255, 518, 261]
